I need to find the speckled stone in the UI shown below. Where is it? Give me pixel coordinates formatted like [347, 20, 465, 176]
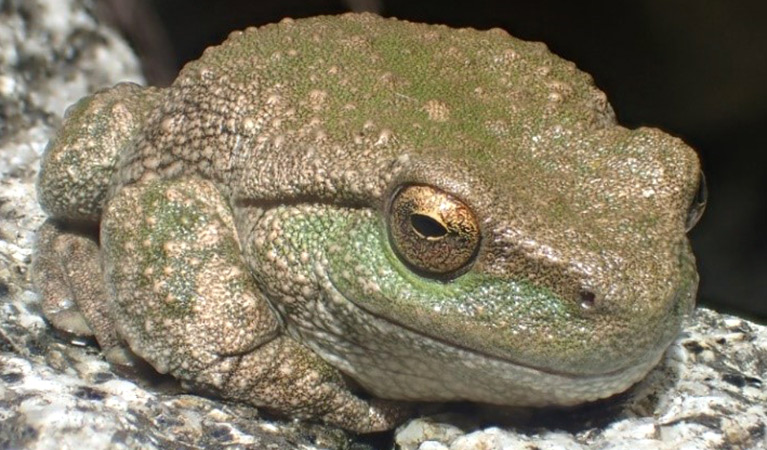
[1, 0, 765, 449]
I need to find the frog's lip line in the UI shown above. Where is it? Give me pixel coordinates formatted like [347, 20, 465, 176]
[326, 273, 670, 382]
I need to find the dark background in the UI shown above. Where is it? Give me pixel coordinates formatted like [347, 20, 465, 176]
[97, 0, 767, 321]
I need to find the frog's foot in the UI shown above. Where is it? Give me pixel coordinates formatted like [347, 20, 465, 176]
[32, 219, 135, 365]
[100, 178, 407, 432]
[212, 336, 409, 433]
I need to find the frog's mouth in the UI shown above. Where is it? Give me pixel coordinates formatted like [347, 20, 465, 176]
[313, 266, 681, 405]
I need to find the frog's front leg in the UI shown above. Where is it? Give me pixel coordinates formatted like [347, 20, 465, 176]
[101, 177, 403, 432]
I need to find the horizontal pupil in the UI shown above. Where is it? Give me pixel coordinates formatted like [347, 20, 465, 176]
[411, 213, 447, 239]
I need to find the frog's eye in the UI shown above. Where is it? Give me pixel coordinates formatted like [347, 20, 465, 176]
[685, 171, 707, 232]
[388, 185, 481, 277]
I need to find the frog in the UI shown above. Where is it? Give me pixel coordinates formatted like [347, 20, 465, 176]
[32, 13, 706, 433]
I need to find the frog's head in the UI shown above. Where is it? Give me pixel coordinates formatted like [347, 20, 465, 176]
[384, 117, 705, 369]
[309, 125, 704, 405]
[227, 14, 705, 406]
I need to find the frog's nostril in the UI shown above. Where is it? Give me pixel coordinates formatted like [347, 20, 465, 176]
[578, 290, 597, 309]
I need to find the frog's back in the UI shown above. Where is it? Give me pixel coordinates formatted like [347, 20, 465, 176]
[114, 13, 623, 203]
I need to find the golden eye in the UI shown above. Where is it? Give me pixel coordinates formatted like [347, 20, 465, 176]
[388, 185, 481, 277]
[685, 171, 707, 232]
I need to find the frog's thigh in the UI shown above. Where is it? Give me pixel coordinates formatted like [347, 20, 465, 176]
[32, 220, 124, 357]
[102, 178, 404, 432]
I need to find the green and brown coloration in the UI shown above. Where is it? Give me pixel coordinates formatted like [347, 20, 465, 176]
[33, 13, 704, 432]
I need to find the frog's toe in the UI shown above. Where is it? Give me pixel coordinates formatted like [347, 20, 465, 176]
[103, 346, 145, 368]
[33, 220, 95, 335]
[46, 308, 92, 337]
[327, 397, 411, 433]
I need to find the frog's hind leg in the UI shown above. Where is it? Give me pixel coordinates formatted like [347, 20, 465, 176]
[33, 82, 162, 365]
[32, 220, 136, 365]
[100, 177, 406, 432]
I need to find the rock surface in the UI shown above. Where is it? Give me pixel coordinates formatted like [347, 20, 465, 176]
[1, 1, 765, 449]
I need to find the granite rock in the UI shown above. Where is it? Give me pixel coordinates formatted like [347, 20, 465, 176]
[1, 1, 765, 449]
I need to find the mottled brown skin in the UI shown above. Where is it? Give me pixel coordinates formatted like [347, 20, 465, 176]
[33, 13, 704, 432]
